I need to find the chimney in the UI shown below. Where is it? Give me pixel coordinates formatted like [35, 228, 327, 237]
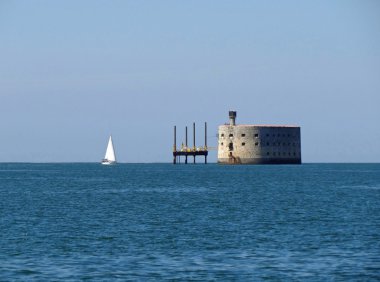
[229, 111, 237, 126]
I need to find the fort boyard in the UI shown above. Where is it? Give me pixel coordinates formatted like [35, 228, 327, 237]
[218, 111, 301, 164]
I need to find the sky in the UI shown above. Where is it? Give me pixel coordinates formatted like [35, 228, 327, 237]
[0, 0, 379, 163]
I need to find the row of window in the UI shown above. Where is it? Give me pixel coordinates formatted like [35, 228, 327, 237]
[220, 133, 296, 138]
[263, 142, 298, 146]
[220, 142, 298, 147]
[221, 133, 258, 138]
[220, 142, 299, 157]
[225, 150, 299, 157]
[266, 133, 294, 138]
[267, 152, 298, 157]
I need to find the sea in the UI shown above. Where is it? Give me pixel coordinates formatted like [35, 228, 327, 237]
[0, 163, 379, 281]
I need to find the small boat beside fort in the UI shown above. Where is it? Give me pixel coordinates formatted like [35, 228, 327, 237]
[101, 136, 116, 165]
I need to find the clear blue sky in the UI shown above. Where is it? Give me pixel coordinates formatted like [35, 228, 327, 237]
[0, 1, 379, 162]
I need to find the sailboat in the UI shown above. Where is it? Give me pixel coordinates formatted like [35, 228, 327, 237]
[101, 136, 117, 165]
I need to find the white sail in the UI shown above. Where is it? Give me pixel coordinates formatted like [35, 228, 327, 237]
[103, 136, 116, 163]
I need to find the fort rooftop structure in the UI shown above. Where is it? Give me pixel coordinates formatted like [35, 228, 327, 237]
[218, 111, 301, 164]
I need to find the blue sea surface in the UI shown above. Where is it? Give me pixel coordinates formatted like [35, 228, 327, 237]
[0, 163, 379, 280]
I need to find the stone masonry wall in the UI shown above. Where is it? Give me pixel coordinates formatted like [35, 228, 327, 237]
[217, 125, 301, 164]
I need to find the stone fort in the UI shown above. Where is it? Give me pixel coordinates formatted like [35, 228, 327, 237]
[218, 111, 301, 164]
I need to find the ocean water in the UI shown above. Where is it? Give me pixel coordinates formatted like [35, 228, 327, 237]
[0, 163, 379, 281]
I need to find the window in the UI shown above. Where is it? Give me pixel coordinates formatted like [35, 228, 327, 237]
[229, 133, 233, 137]
[254, 133, 258, 138]
[266, 134, 269, 137]
[221, 142, 224, 146]
[229, 143, 234, 151]
[267, 152, 270, 155]
[221, 133, 224, 137]
[242, 142, 245, 146]
[267, 142, 269, 146]
[241, 134, 246, 137]
[273, 152, 276, 156]
[255, 142, 259, 146]
[293, 152, 296, 156]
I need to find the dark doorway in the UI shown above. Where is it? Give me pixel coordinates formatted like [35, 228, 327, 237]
[229, 142, 234, 151]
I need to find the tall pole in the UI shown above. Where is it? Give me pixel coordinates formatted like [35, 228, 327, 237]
[193, 122, 195, 150]
[205, 122, 207, 148]
[174, 126, 177, 151]
[185, 126, 188, 164]
[174, 126, 176, 164]
[205, 122, 207, 164]
[186, 126, 188, 147]
[193, 122, 196, 164]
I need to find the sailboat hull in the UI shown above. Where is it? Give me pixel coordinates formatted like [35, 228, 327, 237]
[101, 159, 116, 165]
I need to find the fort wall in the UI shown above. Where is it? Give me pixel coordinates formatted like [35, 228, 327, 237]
[217, 112, 301, 164]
